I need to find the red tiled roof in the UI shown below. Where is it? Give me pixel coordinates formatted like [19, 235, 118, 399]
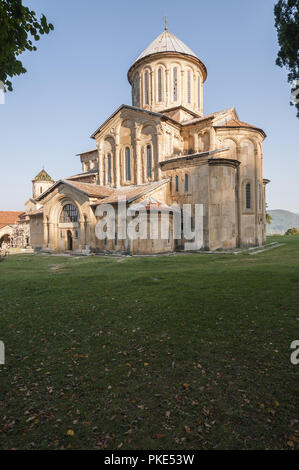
[182, 108, 234, 126]
[65, 180, 115, 198]
[66, 170, 98, 180]
[27, 209, 43, 216]
[213, 118, 266, 136]
[128, 197, 179, 213]
[0, 211, 24, 228]
[97, 180, 169, 205]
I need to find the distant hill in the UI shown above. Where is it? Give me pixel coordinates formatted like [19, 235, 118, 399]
[267, 210, 299, 235]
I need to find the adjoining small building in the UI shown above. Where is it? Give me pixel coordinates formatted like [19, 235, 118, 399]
[0, 211, 28, 249]
[26, 26, 270, 254]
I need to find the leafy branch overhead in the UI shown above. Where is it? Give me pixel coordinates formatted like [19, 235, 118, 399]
[0, 0, 54, 91]
[274, 0, 299, 117]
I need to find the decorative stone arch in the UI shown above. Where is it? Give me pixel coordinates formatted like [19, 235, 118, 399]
[140, 123, 156, 182]
[48, 196, 87, 251]
[0, 226, 13, 248]
[103, 136, 116, 186]
[170, 61, 182, 104]
[196, 71, 202, 111]
[198, 129, 210, 152]
[141, 65, 153, 107]
[183, 64, 196, 106]
[239, 136, 256, 167]
[49, 196, 83, 225]
[222, 137, 238, 160]
[155, 63, 167, 104]
[120, 120, 133, 142]
[121, 144, 134, 184]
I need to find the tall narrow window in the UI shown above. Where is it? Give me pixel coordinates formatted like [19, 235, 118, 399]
[258, 183, 262, 210]
[232, 172, 235, 189]
[197, 76, 201, 109]
[132, 72, 140, 107]
[147, 145, 152, 178]
[246, 183, 251, 209]
[158, 68, 162, 102]
[107, 154, 112, 183]
[175, 175, 179, 192]
[185, 174, 189, 192]
[187, 70, 191, 104]
[125, 147, 131, 181]
[173, 67, 178, 101]
[144, 71, 149, 105]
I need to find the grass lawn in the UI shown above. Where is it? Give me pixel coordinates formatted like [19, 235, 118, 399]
[0, 235, 298, 450]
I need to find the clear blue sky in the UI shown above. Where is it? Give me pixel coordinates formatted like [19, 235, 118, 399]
[0, 0, 298, 212]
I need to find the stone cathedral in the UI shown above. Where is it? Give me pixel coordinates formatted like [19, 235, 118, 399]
[27, 26, 269, 254]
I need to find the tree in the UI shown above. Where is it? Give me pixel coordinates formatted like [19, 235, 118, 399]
[266, 212, 272, 224]
[274, 0, 299, 117]
[0, 0, 54, 91]
[285, 227, 299, 235]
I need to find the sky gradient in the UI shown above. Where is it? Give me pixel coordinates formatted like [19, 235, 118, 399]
[0, 0, 298, 212]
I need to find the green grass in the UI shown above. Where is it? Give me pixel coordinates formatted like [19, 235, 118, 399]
[0, 236, 298, 450]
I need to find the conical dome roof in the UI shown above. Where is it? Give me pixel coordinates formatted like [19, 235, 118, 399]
[32, 169, 53, 182]
[135, 28, 198, 63]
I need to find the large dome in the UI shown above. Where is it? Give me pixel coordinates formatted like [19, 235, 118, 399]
[135, 29, 198, 63]
[127, 28, 207, 117]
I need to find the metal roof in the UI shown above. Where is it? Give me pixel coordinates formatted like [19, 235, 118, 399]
[135, 29, 198, 63]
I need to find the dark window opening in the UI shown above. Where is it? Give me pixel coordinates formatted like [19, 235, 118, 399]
[147, 145, 152, 178]
[246, 183, 251, 209]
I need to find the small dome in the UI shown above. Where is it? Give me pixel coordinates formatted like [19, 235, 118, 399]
[134, 29, 198, 64]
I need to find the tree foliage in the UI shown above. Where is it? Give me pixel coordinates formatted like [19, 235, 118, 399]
[274, 0, 299, 117]
[0, 0, 54, 91]
[266, 212, 272, 224]
[285, 227, 299, 235]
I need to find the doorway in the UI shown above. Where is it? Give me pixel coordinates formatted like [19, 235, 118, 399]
[67, 230, 73, 251]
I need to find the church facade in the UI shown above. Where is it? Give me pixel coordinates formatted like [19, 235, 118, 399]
[27, 27, 269, 254]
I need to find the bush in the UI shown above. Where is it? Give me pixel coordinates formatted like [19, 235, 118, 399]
[285, 227, 299, 235]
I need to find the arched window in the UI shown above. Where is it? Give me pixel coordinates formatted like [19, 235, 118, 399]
[146, 145, 152, 178]
[60, 204, 78, 223]
[125, 147, 131, 181]
[197, 76, 201, 109]
[175, 175, 179, 192]
[173, 67, 178, 101]
[144, 70, 149, 105]
[158, 68, 162, 102]
[132, 72, 140, 107]
[107, 154, 112, 183]
[187, 70, 191, 104]
[246, 183, 251, 209]
[185, 174, 189, 192]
